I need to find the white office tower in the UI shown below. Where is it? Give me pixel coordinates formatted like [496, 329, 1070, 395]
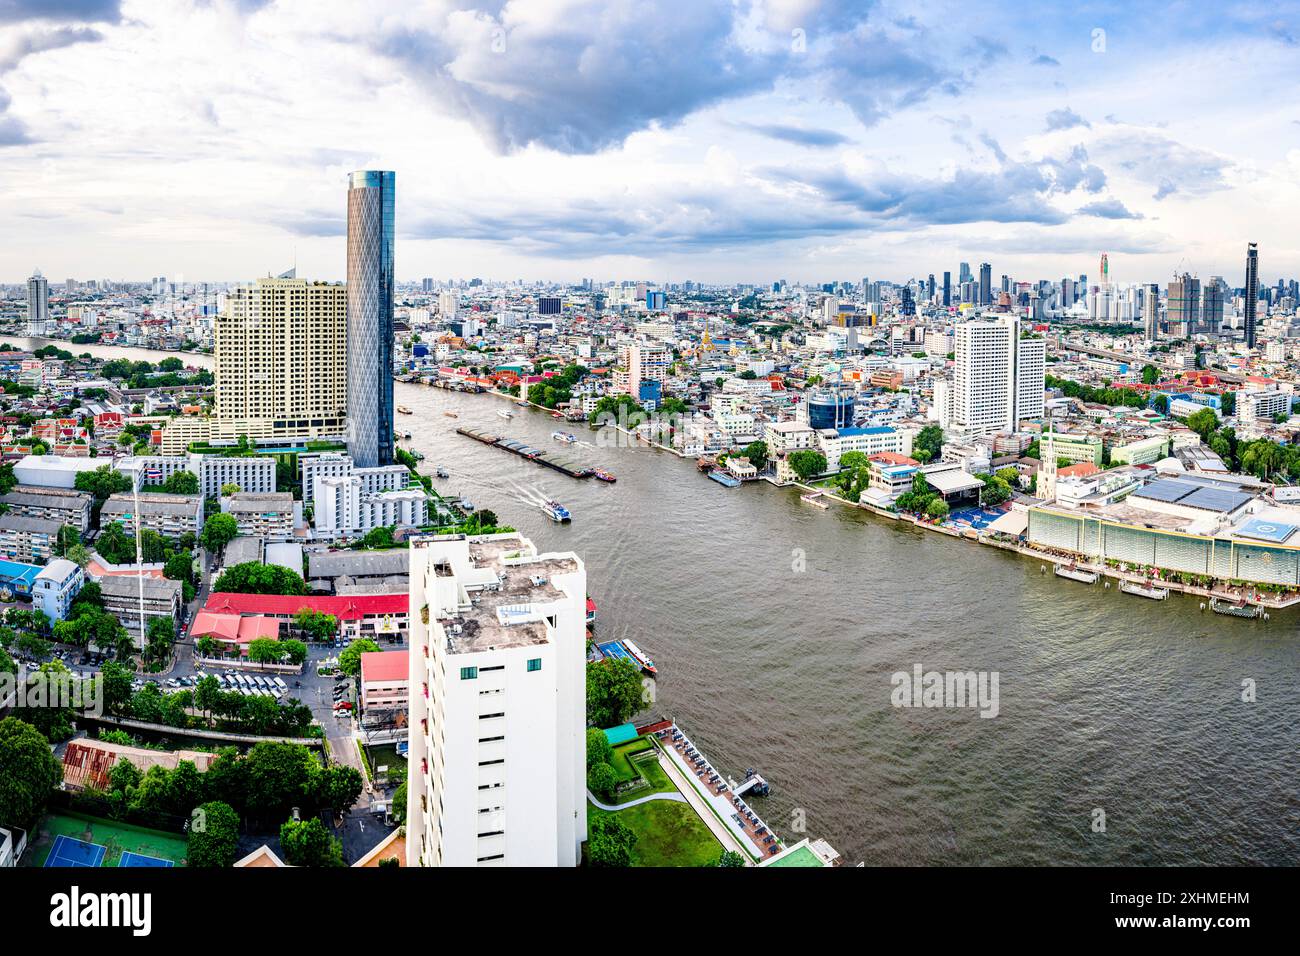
[952, 316, 1045, 435]
[27, 270, 49, 336]
[406, 533, 587, 867]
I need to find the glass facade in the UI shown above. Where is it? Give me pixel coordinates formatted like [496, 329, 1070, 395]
[346, 170, 396, 467]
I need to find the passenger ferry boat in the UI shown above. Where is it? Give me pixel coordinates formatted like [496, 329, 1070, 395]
[552, 431, 577, 443]
[542, 500, 572, 523]
[623, 639, 657, 676]
[591, 469, 617, 483]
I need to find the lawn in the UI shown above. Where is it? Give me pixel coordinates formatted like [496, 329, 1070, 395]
[26, 811, 189, 867]
[588, 800, 723, 867]
[608, 740, 676, 804]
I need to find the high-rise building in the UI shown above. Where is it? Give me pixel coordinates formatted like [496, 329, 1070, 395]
[406, 532, 587, 867]
[1244, 242, 1259, 349]
[942, 271, 951, 307]
[26, 270, 49, 336]
[952, 316, 1045, 435]
[346, 170, 396, 468]
[214, 278, 347, 442]
[1167, 273, 1200, 338]
[959, 262, 972, 285]
[1143, 283, 1160, 343]
[1201, 277, 1225, 335]
[978, 263, 992, 306]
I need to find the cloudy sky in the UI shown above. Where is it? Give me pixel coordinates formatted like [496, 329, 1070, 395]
[1, 0, 1298, 286]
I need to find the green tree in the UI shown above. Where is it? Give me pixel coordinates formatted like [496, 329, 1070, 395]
[1140, 364, 1160, 386]
[926, 498, 950, 521]
[587, 814, 637, 867]
[212, 562, 308, 595]
[391, 780, 408, 825]
[338, 638, 381, 678]
[74, 464, 132, 501]
[587, 761, 618, 800]
[787, 450, 827, 482]
[200, 513, 239, 555]
[586, 657, 646, 728]
[279, 817, 344, 867]
[716, 850, 746, 867]
[293, 609, 338, 643]
[586, 727, 613, 769]
[155, 470, 199, 495]
[315, 764, 363, 814]
[742, 441, 769, 472]
[0, 717, 63, 828]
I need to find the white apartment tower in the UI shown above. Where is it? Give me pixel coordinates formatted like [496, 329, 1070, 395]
[952, 316, 1045, 435]
[406, 533, 587, 867]
[27, 270, 49, 336]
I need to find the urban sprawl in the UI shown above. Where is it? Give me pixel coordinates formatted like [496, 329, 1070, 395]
[0, 172, 1294, 871]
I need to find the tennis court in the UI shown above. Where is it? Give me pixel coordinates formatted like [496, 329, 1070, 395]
[28, 811, 188, 868]
[43, 834, 107, 868]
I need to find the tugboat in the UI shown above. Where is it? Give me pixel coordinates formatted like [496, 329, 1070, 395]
[542, 500, 572, 523]
[591, 469, 617, 483]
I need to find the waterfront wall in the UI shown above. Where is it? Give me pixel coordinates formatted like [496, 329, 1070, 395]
[1027, 507, 1300, 587]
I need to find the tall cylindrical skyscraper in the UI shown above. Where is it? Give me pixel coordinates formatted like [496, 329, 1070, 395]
[346, 170, 396, 467]
[1244, 242, 1258, 350]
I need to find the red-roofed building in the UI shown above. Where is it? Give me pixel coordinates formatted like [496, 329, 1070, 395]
[360, 650, 408, 711]
[1057, 462, 1102, 479]
[201, 592, 408, 640]
[191, 610, 282, 655]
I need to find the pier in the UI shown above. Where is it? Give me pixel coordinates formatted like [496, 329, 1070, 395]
[455, 426, 595, 479]
[1053, 565, 1100, 584]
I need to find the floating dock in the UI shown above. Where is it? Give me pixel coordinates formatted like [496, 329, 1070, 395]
[456, 427, 594, 479]
[1054, 565, 1100, 584]
[708, 470, 741, 488]
[1120, 580, 1170, 600]
[1209, 598, 1261, 619]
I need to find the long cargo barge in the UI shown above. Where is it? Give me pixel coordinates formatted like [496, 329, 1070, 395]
[456, 426, 594, 479]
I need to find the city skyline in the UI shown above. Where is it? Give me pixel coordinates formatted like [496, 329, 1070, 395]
[0, 1, 1298, 283]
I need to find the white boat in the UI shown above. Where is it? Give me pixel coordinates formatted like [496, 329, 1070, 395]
[542, 500, 571, 523]
[498, 410, 513, 420]
[552, 431, 577, 444]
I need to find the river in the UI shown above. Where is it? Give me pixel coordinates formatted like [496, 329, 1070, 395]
[402, 386, 1299, 866]
[17, 335, 1298, 865]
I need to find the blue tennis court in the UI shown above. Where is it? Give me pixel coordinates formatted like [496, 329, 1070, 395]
[119, 850, 175, 867]
[44, 834, 106, 868]
[948, 506, 1007, 530]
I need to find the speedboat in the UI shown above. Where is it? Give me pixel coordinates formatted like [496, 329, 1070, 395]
[542, 500, 571, 523]
[552, 431, 577, 443]
[397, 405, 413, 415]
[591, 469, 616, 483]
[435, 467, 449, 479]
[498, 410, 513, 419]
